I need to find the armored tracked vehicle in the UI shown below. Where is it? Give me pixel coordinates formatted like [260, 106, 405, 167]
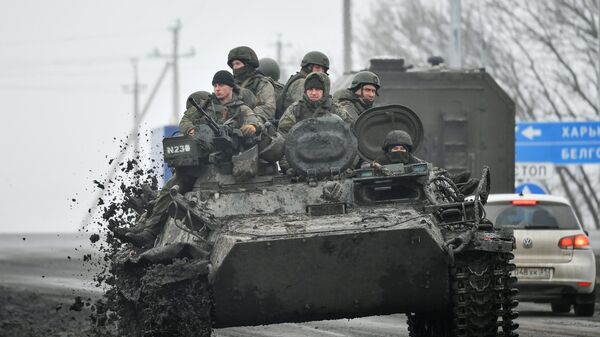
[114, 105, 518, 337]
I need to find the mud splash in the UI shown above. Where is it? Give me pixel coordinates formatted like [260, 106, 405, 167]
[85, 148, 213, 337]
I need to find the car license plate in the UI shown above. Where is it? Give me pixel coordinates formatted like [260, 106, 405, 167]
[513, 267, 552, 279]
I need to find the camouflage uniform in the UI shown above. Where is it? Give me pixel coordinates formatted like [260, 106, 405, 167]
[279, 51, 330, 118]
[333, 71, 381, 125]
[281, 69, 309, 115]
[180, 90, 260, 136]
[228, 46, 276, 123]
[332, 88, 372, 125]
[278, 72, 351, 135]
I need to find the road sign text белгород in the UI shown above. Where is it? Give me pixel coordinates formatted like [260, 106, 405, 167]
[516, 122, 600, 164]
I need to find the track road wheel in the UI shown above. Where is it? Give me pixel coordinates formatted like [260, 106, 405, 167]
[452, 251, 519, 337]
[550, 303, 571, 314]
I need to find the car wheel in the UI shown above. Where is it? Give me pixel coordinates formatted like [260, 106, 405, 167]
[574, 302, 595, 317]
[550, 303, 571, 313]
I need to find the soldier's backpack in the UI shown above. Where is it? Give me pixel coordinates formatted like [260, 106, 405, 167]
[263, 77, 284, 119]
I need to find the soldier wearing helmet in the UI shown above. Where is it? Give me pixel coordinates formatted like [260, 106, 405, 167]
[278, 51, 330, 119]
[278, 72, 350, 135]
[228, 46, 276, 123]
[257, 57, 281, 82]
[333, 71, 381, 124]
[374, 130, 423, 165]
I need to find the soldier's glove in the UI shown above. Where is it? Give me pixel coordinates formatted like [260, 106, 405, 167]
[240, 124, 257, 136]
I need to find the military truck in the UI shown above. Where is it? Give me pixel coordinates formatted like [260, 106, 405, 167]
[112, 105, 518, 337]
[333, 58, 515, 194]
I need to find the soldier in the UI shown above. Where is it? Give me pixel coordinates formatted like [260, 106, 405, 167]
[121, 70, 260, 248]
[374, 130, 480, 195]
[257, 57, 281, 82]
[333, 71, 381, 124]
[278, 72, 350, 135]
[228, 46, 276, 123]
[279, 51, 330, 118]
[374, 130, 422, 165]
[180, 70, 260, 137]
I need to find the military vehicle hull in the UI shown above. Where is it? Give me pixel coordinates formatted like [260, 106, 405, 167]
[161, 208, 449, 327]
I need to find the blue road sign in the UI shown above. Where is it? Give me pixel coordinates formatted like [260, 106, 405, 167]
[150, 125, 179, 184]
[515, 182, 546, 195]
[516, 122, 600, 164]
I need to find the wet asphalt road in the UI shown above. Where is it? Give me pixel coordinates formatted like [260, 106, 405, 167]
[215, 302, 600, 337]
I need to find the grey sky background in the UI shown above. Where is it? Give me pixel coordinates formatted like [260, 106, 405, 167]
[0, 0, 376, 233]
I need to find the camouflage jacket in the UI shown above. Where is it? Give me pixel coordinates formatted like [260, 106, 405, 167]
[236, 73, 276, 123]
[332, 88, 371, 125]
[179, 92, 260, 135]
[277, 96, 351, 135]
[281, 69, 309, 114]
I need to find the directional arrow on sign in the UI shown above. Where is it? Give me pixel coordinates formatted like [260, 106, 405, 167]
[522, 126, 542, 140]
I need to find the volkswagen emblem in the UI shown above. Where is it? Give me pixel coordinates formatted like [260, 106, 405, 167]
[522, 237, 533, 249]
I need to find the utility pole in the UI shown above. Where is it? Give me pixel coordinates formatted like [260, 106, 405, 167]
[82, 63, 172, 230]
[448, 0, 463, 69]
[123, 58, 146, 156]
[150, 19, 195, 125]
[270, 34, 291, 80]
[597, 0, 600, 116]
[343, 0, 353, 73]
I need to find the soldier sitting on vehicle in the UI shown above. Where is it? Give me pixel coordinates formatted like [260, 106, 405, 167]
[118, 70, 260, 248]
[278, 51, 330, 119]
[228, 46, 276, 124]
[373, 130, 423, 166]
[333, 71, 381, 125]
[374, 130, 480, 195]
[278, 72, 351, 135]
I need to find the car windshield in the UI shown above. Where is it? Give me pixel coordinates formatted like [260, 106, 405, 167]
[485, 201, 580, 230]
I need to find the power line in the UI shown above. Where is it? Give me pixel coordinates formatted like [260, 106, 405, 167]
[149, 19, 195, 124]
[0, 29, 165, 47]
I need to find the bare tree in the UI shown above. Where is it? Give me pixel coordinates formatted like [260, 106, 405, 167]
[358, 0, 600, 229]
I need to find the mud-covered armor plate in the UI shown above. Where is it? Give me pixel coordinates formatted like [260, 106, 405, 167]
[284, 114, 357, 178]
[353, 104, 424, 162]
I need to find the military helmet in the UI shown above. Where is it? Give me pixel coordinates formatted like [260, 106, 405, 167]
[257, 57, 281, 81]
[349, 71, 381, 90]
[382, 130, 413, 152]
[300, 51, 330, 70]
[227, 46, 259, 68]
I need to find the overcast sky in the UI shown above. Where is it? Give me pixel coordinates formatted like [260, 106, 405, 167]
[0, 0, 378, 233]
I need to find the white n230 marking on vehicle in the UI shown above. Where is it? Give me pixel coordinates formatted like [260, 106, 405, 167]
[166, 144, 191, 154]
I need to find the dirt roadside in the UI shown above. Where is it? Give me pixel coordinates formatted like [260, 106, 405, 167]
[0, 285, 101, 337]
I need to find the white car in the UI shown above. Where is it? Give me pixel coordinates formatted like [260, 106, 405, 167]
[484, 193, 596, 316]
